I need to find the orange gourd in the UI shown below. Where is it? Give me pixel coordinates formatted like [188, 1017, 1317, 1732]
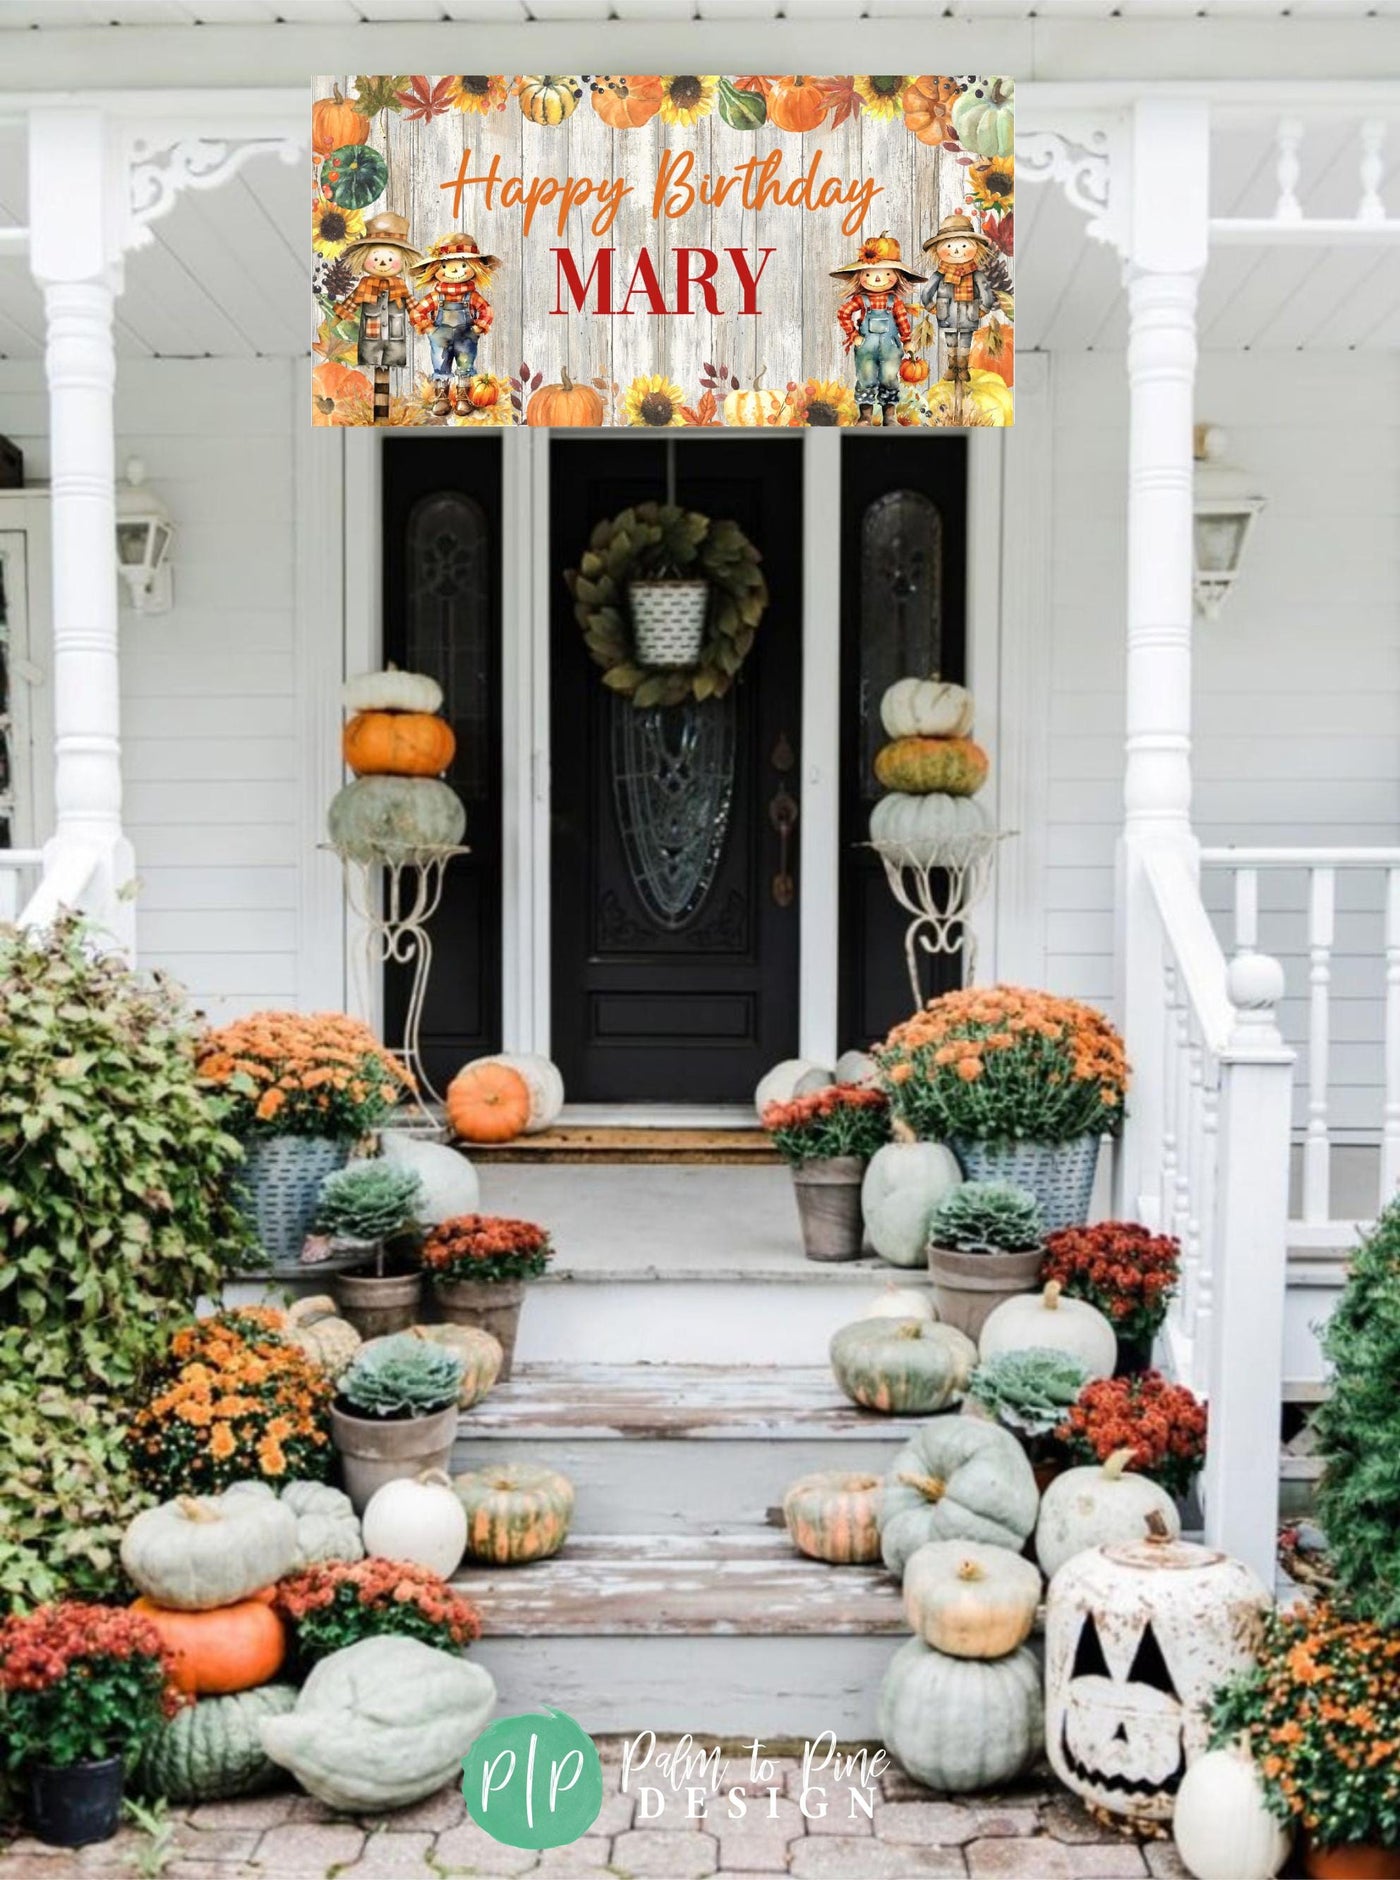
[526, 370, 605, 428]
[900, 355, 931, 385]
[463, 375, 498, 410]
[768, 76, 827, 134]
[859, 230, 902, 264]
[343, 712, 456, 778]
[445, 1061, 532, 1144]
[783, 1471, 883, 1565]
[903, 75, 960, 147]
[590, 75, 663, 130]
[970, 320, 1014, 387]
[132, 1595, 286, 1696]
[312, 86, 370, 158]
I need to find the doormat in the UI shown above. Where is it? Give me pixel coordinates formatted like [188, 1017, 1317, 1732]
[465, 1125, 782, 1166]
[311, 75, 1014, 430]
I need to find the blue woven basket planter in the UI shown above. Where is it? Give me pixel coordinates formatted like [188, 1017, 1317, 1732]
[234, 1134, 354, 1267]
[951, 1135, 1103, 1232]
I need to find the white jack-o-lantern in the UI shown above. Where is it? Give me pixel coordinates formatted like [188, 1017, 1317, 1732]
[1045, 1516, 1271, 1826]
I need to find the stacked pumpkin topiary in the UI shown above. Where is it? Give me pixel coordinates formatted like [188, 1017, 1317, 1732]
[327, 668, 465, 860]
[868, 677, 992, 863]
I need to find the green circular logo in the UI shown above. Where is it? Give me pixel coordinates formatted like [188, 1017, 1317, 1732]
[462, 1707, 603, 1850]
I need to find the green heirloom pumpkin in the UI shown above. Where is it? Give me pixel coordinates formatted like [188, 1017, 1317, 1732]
[878, 1636, 1043, 1791]
[320, 143, 389, 211]
[880, 1417, 1039, 1576]
[326, 776, 466, 862]
[951, 77, 1015, 160]
[259, 1635, 497, 1812]
[121, 1487, 298, 1612]
[279, 1480, 364, 1569]
[874, 736, 990, 798]
[454, 1462, 575, 1565]
[136, 1684, 297, 1804]
[829, 1318, 977, 1416]
[861, 1139, 963, 1267]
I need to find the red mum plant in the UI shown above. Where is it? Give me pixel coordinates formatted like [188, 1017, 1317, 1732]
[0, 1603, 185, 1772]
[1041, 1222, 1180, 1347]
[762, 1085, 891, 1166]
[421, 1215, 553, 1286]
[1057, 1371, 1207, 1501]
[275, 1558, 482, 1663]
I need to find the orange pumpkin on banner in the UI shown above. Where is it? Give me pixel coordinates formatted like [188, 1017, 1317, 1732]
[526, 370, 606, 428]
[859, 231, 903, 264]
[463, 375, 499, 410]
[446, 1061, 533, 1144]
[903, 74, 960, 147]
[343, 712, 456, 778]
[900, 355, 931, 386]
[970, 321, 1014, 386]
[768, 76, 827, 134]
[312, 85, 370, 157]
[590, 75, 664, 129]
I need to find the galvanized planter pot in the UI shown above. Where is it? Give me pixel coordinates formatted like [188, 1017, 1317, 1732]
[952, 1135, 1102, 1233]
[234, 1134, 353, 1266]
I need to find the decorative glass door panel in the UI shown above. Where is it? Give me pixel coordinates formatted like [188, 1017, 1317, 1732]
[858, 491, 944, 800]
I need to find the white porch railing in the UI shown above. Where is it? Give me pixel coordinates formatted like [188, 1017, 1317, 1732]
[1134, 848, 1295, 1581]
[1202, 847, 1400, 1244]
[0, 846, 43, 923]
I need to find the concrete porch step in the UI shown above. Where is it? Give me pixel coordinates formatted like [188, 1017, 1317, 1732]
[452, 1363, 919, 1535]
[456, 1531, 904, 1737]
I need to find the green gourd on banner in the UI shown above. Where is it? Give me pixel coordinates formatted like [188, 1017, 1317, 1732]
[952, 77, 1015, 157]
[718, 77, 768, 130]
[319, 143, 388, 210]
[137, 1685, 299, 1804]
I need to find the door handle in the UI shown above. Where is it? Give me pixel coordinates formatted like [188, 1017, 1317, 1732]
[768, 732, 799, 909]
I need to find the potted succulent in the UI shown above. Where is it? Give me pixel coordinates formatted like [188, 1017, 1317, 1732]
[0, 1602, 185, 1848]
[762, 1085, 891, 1262]
[964, 1347, 1090, 1490]
[1041, 1221, 1180, 1374]
[317, 1161, 426, 1338]
[1055, 1370, 1208, 1502]
[420, 1214, 553, 1380]
[330, 1333, 465, 1512]
[876, 985, 1129, 1229]
[926, 1181, 1046, 1338]
[1208, 1601, 1400, 1878]
[198, 1012, 413, 1267]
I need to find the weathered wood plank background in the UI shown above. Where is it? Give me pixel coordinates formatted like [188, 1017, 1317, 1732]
[315, 76, 1013, 421]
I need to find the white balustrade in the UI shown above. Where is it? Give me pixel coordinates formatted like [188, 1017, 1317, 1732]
[0, 847, 43, 923]
[1212, 102, 1400, 245]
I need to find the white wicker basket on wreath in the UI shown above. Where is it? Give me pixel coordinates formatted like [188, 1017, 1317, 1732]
[627, 577, 710, 669]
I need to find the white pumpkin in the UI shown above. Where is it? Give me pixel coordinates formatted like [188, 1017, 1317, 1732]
[361, 1470, 467, 1578]
[979, 1281, 1117, 1380]
[1173, 1745, 1290, 1880]
[755, 1059, 833, 1117]
[342, 668, 443, 716]
[862, 1140, 963, 1268]
[902, 1540, 1042, 1660]
[279, 1481, 365, 1569]
[377, 1132, 480, 1227]
[862, 1283, 937, 1322]
[869, 792, 993, 864]
[468, 1054, 564, 1133]
[1036, 1449, 1181, 1581]
[834, 1049, 880, 1088]
[881, 678, 975, 740]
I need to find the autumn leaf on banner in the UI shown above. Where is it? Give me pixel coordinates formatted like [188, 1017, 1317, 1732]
[817, 77, 862, 129]
[680, 390, 720, 427]
[733, 76, 773, 96]
[352, 74, 410, 116]
[396, 76, 456, 122]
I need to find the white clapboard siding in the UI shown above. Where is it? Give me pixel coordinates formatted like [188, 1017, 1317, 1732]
[1044, 349, 1400, 1135]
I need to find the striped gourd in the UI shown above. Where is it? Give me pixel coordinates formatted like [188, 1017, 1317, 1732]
[783, 1471, 882, 1565]
[136, 1684, 298, 1803]
[829, 1317, 977, 1415]
[873, 737, 990, 798]
[454, 1463, 574, 1565]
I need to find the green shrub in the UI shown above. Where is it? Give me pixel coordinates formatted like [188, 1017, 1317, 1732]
[929, 1182, 1044, 1255]
[1314, 1199, 1400, 1623]
[0, 917, 252, 1391]
[314, 1161, 423, 1242]
[338, 1334, 463, 1418]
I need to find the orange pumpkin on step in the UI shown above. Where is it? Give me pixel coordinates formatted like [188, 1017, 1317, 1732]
[526, 370, 605, 428]
[312, 85, 370, 157]
[767, 76, 827, 134]
[343, 711, 456, 778]
[132, 1595, 286, 1696]
[446, 1061, 533, 1144]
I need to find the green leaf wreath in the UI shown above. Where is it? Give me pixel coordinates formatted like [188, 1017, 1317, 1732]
[565, 502, 769, 708]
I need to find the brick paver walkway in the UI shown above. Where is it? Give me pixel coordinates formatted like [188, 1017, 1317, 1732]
[0, 1743, 1193, 1880]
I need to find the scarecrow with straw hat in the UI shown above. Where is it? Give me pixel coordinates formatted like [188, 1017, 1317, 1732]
[920, 211, 1001, 386]
[333, 211, 422, 422]
[832, 232, 927, 427]
[409, 233, 501, 418]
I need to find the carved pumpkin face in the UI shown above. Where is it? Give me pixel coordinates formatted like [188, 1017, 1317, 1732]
[1057, 1609, 1186, 1812]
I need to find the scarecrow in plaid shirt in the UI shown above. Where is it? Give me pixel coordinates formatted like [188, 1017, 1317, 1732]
[832, 233, 926, 427]
[410, 233, 500, 418]
[334, 211, 422, 422]
[920, 212, 1000, 386]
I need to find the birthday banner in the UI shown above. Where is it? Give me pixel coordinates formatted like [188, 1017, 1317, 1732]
[311, 76, 1014, 429]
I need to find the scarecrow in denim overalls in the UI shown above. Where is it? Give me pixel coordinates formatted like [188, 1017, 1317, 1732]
[334, 211, 422, 421]
[920, 211, 1000, 386]
[832, 233, 926, 427]
[409, 232, 500, 418]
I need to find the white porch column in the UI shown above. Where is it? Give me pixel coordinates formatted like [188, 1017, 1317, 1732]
[1114, 98, 1210, 1216]
[26, 108, 134, 953]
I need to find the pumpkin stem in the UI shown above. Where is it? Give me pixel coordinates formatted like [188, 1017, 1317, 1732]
[897, 1471, 946, 1504]
[753, 366, 766, 391]
[1043, 1280, 1062, 1311]
[1144, 1509, 1172, 1544]
[417, 1468, 454, 1488]
[332, 84, 345, 105]
[893, 1321, 923, 1340]
[176, 1495, 222, 1524]
[956, 1559, 985, 1582]
[891, 1117, 917, 1146]
[560, 368, 575, 392]
[1103, 1447, 1137, 1482]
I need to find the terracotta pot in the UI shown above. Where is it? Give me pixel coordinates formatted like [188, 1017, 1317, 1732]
[791, 1157, 865, 1263]
[332, 1267, 422, 1340]
[329, 1398, 458, 1513]
[434, 1278, 525, 1381]
[927, 1243, 1044, 1341]
[1304, 1842, 1400, 1879]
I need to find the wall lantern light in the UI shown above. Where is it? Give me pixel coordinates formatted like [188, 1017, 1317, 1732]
[115, 458, 174, 614]
[1193, 423, 1264, 622]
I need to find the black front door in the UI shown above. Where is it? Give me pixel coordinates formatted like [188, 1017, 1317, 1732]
[550, 437, 803, 1103]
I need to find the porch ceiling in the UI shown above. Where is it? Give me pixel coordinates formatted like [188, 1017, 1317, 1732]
[0, 0, 1389, 22]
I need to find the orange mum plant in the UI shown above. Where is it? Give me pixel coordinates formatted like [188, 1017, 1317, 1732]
[197, 1011, 412, 1138]
[761, 1086, 891, 1166]
[128, 1309, 334, 1497]
[876, 985, 1129, 1146]
[275, 1558, 482, 1663]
